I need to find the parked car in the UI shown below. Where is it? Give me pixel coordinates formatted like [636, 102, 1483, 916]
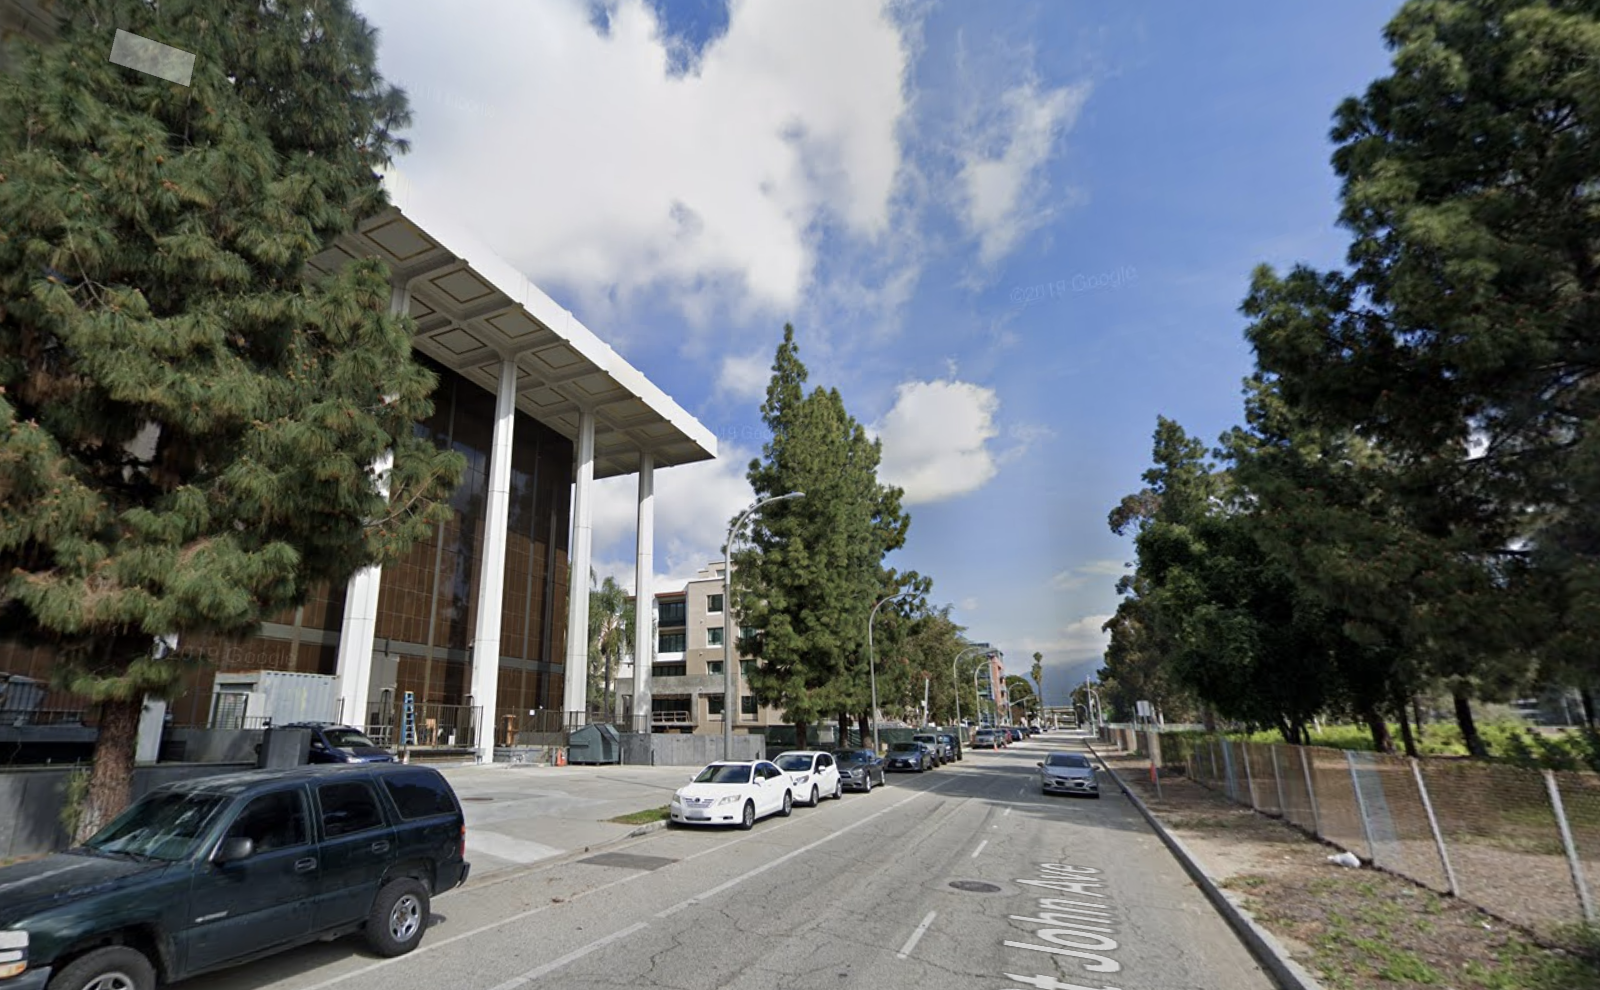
[832, 750, 886, 792]
[911, 733, 951, 765]
[1039, 751, 1100, 798]
[280, 722, 396, 764]
[885, 741, 934, 772]
[1006, 727, 1025, 743]
[0, 763, 469, 990]
[669, 761, 794, 829]
[937, 731, 963, 761]
[972, 729, 1003, 750]
[774, 751, 842, 806]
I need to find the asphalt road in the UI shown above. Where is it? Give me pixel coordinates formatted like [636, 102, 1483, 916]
[187, 736, 1274, 990]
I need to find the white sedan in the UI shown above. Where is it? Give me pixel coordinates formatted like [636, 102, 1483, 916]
[774, 750, 842, 806]
[669, 760, 795, 829]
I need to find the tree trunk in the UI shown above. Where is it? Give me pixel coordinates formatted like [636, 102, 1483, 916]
[857, 712, 870, 752]
[603, 651, 613, 723]
[1360, 704, 1395, 755]
[838, 712, 851, 749]
[1201, 704, 1217, 733]
[794, 720, 807, 750]
[76, 697, 144, 843]
[1453, 689, 1487, 758]
[1394, 688, 1417, 758]
[1582, 687, 1597, 729]
[1412, 695, 1425, 740]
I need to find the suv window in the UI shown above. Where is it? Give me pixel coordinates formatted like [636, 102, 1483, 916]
[318, 780, 386, 837]
[382, 769, 459, 820]
[225, 789, 309, 852]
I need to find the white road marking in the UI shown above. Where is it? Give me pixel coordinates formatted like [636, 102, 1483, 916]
[971, 840, 988, 858]
[299, 777, 955, 990]
[654, 783, 945, 918]
[466, 831, 564, 865]
[897, 911, 938, 959]
[484, 922, 649, 990]
[1004, 806, 1012, 817]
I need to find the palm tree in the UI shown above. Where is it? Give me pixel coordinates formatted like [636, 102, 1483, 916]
[1031, 652, 1044, 719]
[588, 570, 634, 722]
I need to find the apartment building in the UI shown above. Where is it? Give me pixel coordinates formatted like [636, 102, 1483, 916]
[618, 562, 786, 735]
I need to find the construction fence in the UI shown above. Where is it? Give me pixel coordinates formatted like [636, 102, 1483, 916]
[1104, 728, 1599, 936]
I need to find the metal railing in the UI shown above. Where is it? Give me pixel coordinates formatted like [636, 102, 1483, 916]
[1114, 730, 1600, 937]
[0, 707, 86, 727]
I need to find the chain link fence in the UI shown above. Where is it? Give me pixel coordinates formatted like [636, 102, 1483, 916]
[1111, 729, 1598, 936]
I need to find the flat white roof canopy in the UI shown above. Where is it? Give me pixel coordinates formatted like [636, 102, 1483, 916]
[308, 168, 717, 480]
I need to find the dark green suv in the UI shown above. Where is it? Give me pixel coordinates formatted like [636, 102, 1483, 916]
[0, 763, 470, 990]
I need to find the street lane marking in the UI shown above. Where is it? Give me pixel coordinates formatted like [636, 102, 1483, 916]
[1004, 807, 1012, 817]
[653, 782, 949, 919]
[484, 922, 648, 990]
[971, 839, 988, 858]
[897, 911, 937, 959]
[299, 776, 958, 990]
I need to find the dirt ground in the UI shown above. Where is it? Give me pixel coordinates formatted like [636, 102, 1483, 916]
[1092, 747, 1600, 990]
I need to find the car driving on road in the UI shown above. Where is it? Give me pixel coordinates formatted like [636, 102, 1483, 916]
[0, 763, 468, 990]
[669, 761, 794, 829]
[1039, 751, 1100, 797]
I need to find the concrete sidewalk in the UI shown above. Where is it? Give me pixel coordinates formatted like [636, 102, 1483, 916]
[439, 762, 697, 881]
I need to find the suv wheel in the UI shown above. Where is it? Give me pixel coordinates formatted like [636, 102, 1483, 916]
[366, 877, 431, 957]
[48, 947, 155, 990]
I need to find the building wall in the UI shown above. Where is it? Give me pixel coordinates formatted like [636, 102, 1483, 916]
[0, 354, 573, 740]
[637, 562, 786, 735]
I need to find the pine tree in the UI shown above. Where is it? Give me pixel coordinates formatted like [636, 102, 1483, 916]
[738, 326, 909, 748]
[0, 0, 463, 835]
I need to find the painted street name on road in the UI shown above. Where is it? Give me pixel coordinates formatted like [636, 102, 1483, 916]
[1000, 862, 1124, 990]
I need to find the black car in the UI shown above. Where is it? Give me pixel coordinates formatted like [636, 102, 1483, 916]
[831, 750, 887, 792]
[282, 722, 396, 764]
[0, 763, 469, 990]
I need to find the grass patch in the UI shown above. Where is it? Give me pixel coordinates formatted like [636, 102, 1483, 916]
[608, 806, 669, 826]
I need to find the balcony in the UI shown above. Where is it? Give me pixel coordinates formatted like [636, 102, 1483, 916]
[651, 710, 695, 726]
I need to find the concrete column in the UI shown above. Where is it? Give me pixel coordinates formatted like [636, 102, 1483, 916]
[632, 451, 654, 732]
[334, 283, 409, 730]
[562, 406, 597, 726]
[469, 357, 518, 761]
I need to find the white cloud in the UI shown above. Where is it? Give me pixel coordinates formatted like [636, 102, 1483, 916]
[356, 0, 914, 334]
[716, 351, 772, 403]
[959, 596, 979, 611]
[873, 378, 1001, 504]
[1050, 559, 1128, 592]
[1020, 613, 1113, 659]
[586, 442, 762, 593]
[943, 28, 1091, 279]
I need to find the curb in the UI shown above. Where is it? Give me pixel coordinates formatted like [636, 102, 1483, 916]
[1087, 742, 1327, 990]
[626, 820, 670, 838]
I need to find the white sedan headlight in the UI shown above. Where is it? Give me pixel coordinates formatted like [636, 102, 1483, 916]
[716, 794, 740, 806]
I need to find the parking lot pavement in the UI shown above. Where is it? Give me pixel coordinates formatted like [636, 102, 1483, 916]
[440, 762, 694, 879]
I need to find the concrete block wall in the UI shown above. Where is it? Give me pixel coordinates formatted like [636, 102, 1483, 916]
[0, 762, 253, 862]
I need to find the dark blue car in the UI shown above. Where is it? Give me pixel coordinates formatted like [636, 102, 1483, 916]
[282, 723, 396, 764]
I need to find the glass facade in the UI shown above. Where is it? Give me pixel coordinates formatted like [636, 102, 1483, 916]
[0, 354, 573, 735]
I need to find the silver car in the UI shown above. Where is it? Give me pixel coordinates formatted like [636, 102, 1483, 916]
[1039, 751, 1100, 798]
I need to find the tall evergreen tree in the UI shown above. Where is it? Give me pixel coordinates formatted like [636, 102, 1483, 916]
[0, 0, 463, 834]
[738, 326, 908, 748]
[1240, 0, 1593, 751]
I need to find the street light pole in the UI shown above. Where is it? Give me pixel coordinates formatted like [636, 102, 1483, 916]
[723, 491, 804, 761]
[868, 591, 913, 754]
[951, 644, 991, 729]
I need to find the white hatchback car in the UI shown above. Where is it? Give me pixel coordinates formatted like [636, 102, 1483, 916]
[774, 750, 843, 806]
[670, 760, 795, 829]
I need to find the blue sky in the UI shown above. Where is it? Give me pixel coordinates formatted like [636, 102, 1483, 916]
[351, 0, 1404, 704]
